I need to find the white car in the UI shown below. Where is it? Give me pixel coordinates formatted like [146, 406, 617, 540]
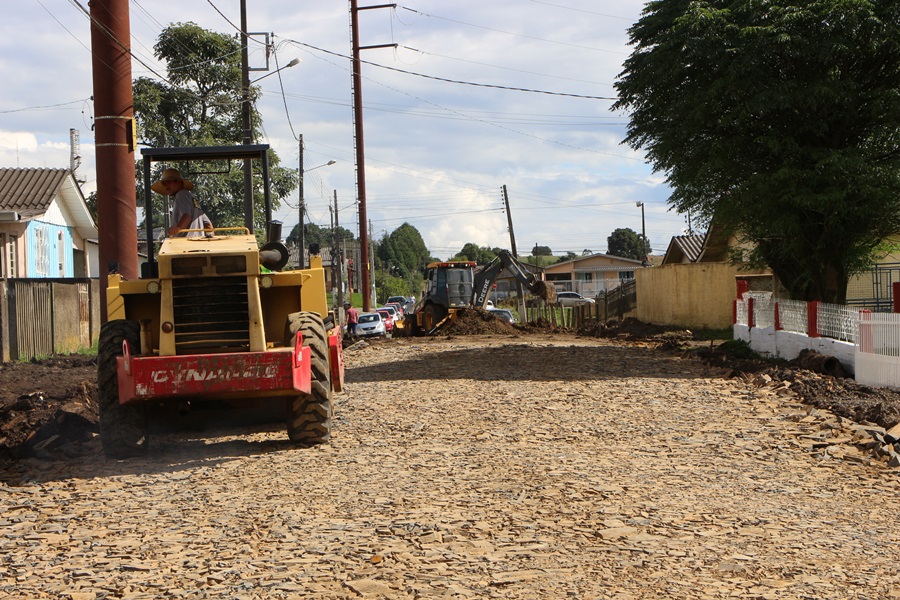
[556, 291, 595, 307]
[355, 312, 387, 337]
[488, 308, 516, 323]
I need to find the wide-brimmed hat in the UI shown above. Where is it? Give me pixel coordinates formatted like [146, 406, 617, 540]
[151, 168, 194, 194]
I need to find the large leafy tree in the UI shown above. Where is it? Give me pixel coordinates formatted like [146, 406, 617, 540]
[133, 22, 298, 231]
[287, 222, 355, 250]
[375, 223, 432, 279]
[452, 243, 502, 264]
[607, 228, 649, 262]
[614, 0, 900, 302]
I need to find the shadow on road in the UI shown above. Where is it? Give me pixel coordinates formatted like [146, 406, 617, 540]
[346, 341, 712, 383]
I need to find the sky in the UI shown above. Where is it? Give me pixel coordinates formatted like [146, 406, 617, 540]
[1, 0, 692, 260]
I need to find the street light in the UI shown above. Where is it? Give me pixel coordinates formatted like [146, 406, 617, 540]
[297, 140, 336, 268]
[636, 201, 649, 266]
[241, 52, 301, 231]
[250, 58, 301, 84]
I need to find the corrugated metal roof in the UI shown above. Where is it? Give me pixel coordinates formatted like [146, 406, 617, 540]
[573, 265, 643, 273]
[674, 235, 705, 262]
[0, 168, 68, 218]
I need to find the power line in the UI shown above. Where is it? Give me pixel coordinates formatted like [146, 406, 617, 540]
[0, 98, 90, 115]
[281, 39, 615, 100]
[398, 6, 629, 56]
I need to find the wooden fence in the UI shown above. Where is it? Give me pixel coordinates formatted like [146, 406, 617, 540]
[526, 280, 637, 328]
[0, 278, 101, 362]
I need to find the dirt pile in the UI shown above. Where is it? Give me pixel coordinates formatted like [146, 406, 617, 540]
[578, 316, 693, 346]
[0, 356, 98, 459]
[436, 308, 520, 336]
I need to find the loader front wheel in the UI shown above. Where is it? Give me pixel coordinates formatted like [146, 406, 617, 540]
[285, 312, 333, 445]
[422, 304, 446, 332]
[98, 320, 148, 458]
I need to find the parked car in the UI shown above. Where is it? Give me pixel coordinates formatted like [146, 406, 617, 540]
[385, 302, 405, 320]
[355, 312, 387, 337]
[488, 307, 516, 324]
[386, 295, 408, 306]
[379, 305, 401, 324]
[556, 291, 595, 307]
[375, 309, 394, 335]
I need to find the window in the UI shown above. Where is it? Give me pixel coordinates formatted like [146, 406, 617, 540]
[35, 227, 48, 276]
[8, 235, 16, 278]
[58, 230, 65, 276]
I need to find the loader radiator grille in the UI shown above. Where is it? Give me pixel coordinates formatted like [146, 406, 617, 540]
[172, 276, 250, 354]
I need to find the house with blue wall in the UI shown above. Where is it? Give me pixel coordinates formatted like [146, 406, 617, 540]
[0, 168, 98, 278]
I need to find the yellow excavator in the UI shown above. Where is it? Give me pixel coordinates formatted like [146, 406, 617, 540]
[403, 249, 556, 335]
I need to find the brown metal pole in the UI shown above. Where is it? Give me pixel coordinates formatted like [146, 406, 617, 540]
[349, 0, 370, 311]
[91, 0, 137, 322]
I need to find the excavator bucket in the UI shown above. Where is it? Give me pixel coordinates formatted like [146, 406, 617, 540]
[532, 280, 557, 303]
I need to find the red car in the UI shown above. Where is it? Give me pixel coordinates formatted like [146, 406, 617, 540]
[376, 309, 394, 335]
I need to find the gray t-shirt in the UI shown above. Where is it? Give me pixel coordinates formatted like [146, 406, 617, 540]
[172, 189, 212, 237]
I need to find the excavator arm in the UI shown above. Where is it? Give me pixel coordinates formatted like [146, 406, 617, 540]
[473, 250, 556, 308]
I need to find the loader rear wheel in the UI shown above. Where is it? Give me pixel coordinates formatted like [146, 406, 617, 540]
[98, 320, 148, 458]
[285, 312, 333, 445]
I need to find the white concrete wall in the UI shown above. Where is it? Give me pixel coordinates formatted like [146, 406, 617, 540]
[734, 324, 856, 376]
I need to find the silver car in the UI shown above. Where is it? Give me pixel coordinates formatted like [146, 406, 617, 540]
[355, 312, 387, 337]
[556, 291, 595, 307]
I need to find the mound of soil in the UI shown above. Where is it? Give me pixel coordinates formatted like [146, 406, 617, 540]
[0, 355, 98, 459]
[436, 308, 520, 336]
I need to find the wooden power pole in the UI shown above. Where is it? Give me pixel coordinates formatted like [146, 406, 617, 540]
[349, 0, 396, 312]
[90, 0, 137, 321]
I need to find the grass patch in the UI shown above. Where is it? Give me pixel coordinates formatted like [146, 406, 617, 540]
[716, 338, 761, 360]
[691, 327, 733, 342]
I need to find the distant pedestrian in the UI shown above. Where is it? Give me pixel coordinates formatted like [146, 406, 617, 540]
[345, 302, 359, 337]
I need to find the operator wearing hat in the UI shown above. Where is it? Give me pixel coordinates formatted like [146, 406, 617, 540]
[152, 168, 213, 237]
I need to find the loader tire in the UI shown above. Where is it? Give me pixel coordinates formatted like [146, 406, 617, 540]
[285, 312, 333, 445]
[423, 304, 446, 332]
[98, 320, 148, 459]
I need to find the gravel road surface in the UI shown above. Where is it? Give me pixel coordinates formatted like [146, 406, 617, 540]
[2, 334, 898, 599]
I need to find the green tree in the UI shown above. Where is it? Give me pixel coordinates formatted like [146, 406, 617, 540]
[607, 228, 649, 262]
[132, 22, 298, 231]
[614, 0, 900, 302]
[531, 244, 552, 257]
[287, 222, 354, 249]
[452, 243, 501, 264]
[375, 223, 432, 279]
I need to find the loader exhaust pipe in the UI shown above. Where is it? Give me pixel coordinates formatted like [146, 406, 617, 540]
[267, 220, 283, 244]
[260, 241, 289, 271]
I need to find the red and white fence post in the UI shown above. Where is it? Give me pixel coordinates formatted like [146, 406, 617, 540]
[807, 301, 820, 338]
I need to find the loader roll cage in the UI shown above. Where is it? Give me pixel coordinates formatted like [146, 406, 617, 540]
[140, 145, 274, 280]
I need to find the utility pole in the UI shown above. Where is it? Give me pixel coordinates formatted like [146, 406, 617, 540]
[636, 201, 649, 266]
[334, 190, 344, 310]
[298, 134, 305, 268]
[240, 0, 254, 231]
[91, 0, 137, 321]
[369, 220, 376, 308]
[502, 185, 527, 320]
[349, 0, 396, 312]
